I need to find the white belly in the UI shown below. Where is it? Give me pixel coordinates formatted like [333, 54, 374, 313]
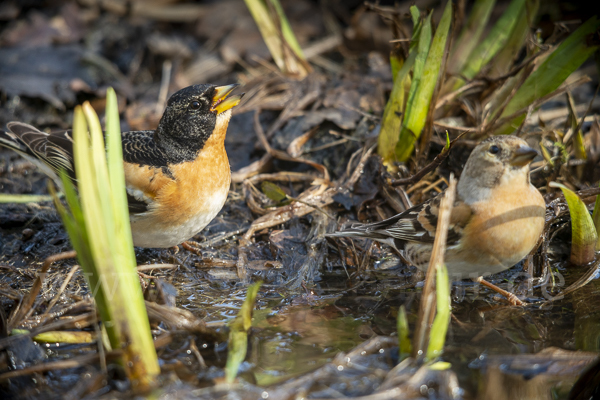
[129, 189, 228, 248]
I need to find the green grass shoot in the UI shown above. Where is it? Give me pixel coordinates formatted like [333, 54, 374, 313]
[225, 282, 262, 383]
[492, 16, 600, 134]
[50, 88, 159, 390]
[447, 0, 496, 77]
[397, 305, 412, 359]
[261, 181, 290, 204]
[394, 1, 452, 162]
[459, 0, 525, 83]
[426, 265, 451, 360]
[594, 183, 600, 251]
[377, 5, 421, 165]
[567, 92, 588, 180]
[378, 1, 599, 165]
[487, 0, 539, 78]
[549, 182, 598, 265]
[0, 194, 57, 203]
[244, 0, 310, 77]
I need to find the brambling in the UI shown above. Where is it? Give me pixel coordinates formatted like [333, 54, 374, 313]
[0, 84, 243, 248]
[330, 136, 546, 305]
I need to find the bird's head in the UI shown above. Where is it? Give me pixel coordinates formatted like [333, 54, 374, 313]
[458, 136, 538, 201]
[155, 84, 243, 162]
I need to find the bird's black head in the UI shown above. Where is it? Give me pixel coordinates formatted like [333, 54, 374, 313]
[155, 84, 242, 163]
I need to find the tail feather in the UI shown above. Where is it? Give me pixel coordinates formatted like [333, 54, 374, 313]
[326, 223, 396, 241]
[326, 229, 368, 239]
[327, 225, 402, 252]
[0, 122, 75, 182]
[0, 129, 28, 153]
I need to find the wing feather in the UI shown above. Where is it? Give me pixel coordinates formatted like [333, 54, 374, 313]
[0, 122, 165, 216]
[330, 192, 472, 248]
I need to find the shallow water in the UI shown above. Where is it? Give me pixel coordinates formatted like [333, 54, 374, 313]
[161, 241, 597, 399]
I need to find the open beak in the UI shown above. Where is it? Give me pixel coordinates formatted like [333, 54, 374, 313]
[211, 84, 244, 114]
[509, 146, 538, 167]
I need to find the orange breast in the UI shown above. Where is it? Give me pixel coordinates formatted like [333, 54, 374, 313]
[123, 162, 172, 201]
[123, 119, 231, 227]
[154, 144, 230, 226]
[461, 184, 545, 267]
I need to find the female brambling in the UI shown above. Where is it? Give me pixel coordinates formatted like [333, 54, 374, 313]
[330, 136, 546, 304]
[0, 84, 243, 248]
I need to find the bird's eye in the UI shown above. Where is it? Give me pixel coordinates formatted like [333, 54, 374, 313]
[190, 101, 201, 110]
[488, 145, 500, 155]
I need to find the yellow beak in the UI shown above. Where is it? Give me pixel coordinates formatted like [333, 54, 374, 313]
[210, 84, 244, 114]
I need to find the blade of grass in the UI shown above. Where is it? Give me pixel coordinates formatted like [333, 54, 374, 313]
[52, 97, 159, 389]
[489, 75, 591, 134]
[82, 103, 119, 255]
[426, 264, 450, 360]
[566, 92, 588, 180]
[594, 181, 600, 251]
[102, 92, 159, 386]
[413, 175, 456, 359]
[483, 56, 538, 125]
[244, 0, 310, 77]
[225, 282, 262, 383]
[480, 0, 540, 118]
[0, 194, 57, 203]
[51, 175, 99, 300]
[540, 143, 555, 167]
[493, 16, 600, 135]
[32, 331, 95, 344]
[488, 0, 539, 78]
[409, 5, 423, 53]
[245, 0, 284, 72]
[268, 0, 306, 62]
[397, 305, 412, 360]
[77, 104, 123, 350]
[57, 109, 102, 304]
[441, 0, 497, 98]
[395, 1, 453, 162]
[106, 88, 133, 252]
[448, 0, 497, 75]
[378, 48, 417, 164]
[409, 5, 421, 28]
[404, 11, 433, 124]
[390, 49, 404, 83]
[550, 182, 598, 265]
[378, 6, 422, 164]
[261, 181, 289, 203]
[460, 0, 526, 82]
[430, 361, 452, 370]
[104, 91, 147, 350]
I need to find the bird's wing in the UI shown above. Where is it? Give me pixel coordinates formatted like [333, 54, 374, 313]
[1, 122, 163, 216]
[332, 192, 472, 247]
[121, 130, 169, 170]
[121, 131, 176, 215]
[1, 122, 75, 181]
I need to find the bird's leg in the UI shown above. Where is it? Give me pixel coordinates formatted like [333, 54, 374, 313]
[474, 277, 526, 306]
[181, 241, 203, 257]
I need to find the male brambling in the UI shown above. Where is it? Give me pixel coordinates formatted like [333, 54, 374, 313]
[330, 136, 546, 305]
[0, 84, 243, 248]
